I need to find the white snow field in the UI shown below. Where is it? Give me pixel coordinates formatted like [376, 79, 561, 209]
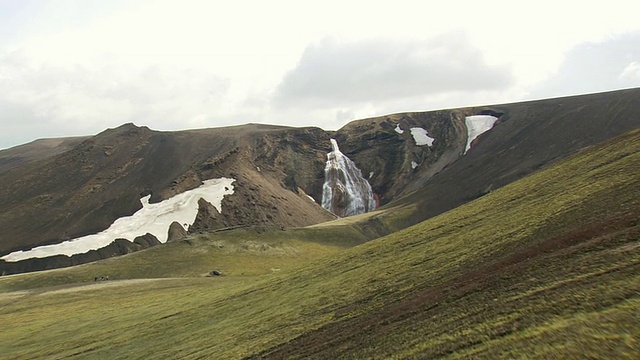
[410, 127, 435, 146]
[394, 124, 404, 134]
[464, 115, 498, 153]
[2, 178, 235, 262]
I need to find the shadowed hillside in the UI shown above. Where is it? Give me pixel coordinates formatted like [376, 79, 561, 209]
[340, 88, 640, 212]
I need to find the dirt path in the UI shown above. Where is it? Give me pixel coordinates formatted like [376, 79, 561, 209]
[0, 278, 175, 301]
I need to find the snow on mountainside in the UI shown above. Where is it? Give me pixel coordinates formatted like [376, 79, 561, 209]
[464, 115, 498, 153]
[410, 127, 435, 146]
[2, 178, 235, 262]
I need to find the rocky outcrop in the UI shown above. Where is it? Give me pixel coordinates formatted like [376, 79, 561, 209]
[158, 170, 202, 201]
[167, 221, 188, 242]
[133, 233, 161, 248]
[245, 127, 330, 200]
[97, 239, 132, 258]
[333, 110, 469, 205]
[189, 198, 228, 233]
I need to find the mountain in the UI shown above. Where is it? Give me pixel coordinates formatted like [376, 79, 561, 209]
[0, 136, 87, 173]
[0, 125, 638, 359]
[0, 88, 638, 275]
[0, 124, 335, 257]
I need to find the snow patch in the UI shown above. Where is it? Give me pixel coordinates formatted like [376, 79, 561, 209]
[464, 115, 498, 154]
[394, 124, 404, 134]
[410, 127, 435, 146]
[306, 194, 316, 203]
[1, 178, 235, 262]
[369, 171, 374, 179]
[411, 161, 419, 169]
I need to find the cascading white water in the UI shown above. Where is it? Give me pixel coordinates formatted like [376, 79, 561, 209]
[322, 139, 376, 217]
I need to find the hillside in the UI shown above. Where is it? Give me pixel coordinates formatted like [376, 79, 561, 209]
[1, 88, 638, 275]
[0, 123, 336, 256]
[0, 136, 88, 173]
[336, 88, 640, 234]
[0, 128, 637, 359]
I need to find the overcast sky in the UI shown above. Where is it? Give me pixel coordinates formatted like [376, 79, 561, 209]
[1, 0, 639, 149]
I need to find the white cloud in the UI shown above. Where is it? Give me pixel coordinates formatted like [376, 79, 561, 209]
[619, 61, 640, 79]
[335, 108, 356, 122]
[529, 32, 640, 99]
[0, 50, 231, 140]
[274, 34, 513, 107]
[1, 0, 640, 149]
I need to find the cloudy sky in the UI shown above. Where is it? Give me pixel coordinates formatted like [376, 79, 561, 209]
[1, 0, 639, 149]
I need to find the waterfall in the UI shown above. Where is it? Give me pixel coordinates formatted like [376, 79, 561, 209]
[322, 139, 376, 217]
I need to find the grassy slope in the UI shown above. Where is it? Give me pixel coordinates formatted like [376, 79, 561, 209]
[0, 129, 638, 359]
[0, 228, 354, 292]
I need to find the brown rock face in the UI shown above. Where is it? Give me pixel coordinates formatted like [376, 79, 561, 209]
[167, 221, 188, 242]
[333, 109, 469, 206]
[97, 238, 138, 258]
[158, 170, 202, 201]
[133, 233, 161, 248]
[189, 198, 228, 233]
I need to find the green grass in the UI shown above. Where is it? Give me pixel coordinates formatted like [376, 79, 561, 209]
[0, 228, 348, 292]
[0, 129, 638, 359]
